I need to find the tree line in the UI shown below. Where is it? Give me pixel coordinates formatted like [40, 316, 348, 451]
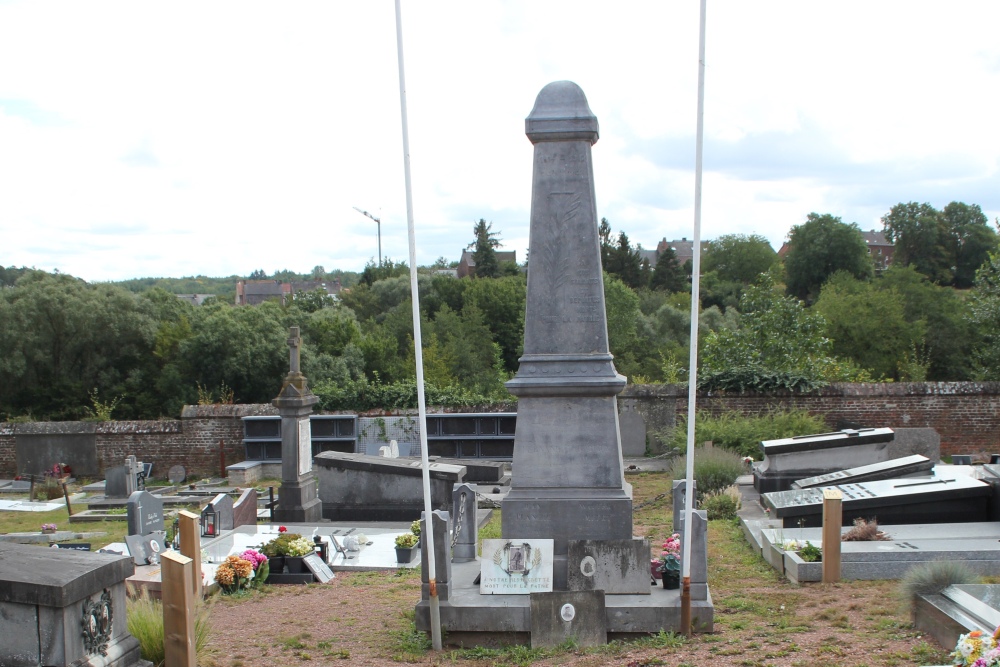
[2, 202, 998, 420]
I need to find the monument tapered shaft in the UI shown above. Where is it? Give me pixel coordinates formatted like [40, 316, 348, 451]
[502, 81, 632, 590]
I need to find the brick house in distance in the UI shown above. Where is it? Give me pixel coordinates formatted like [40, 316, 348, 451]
[235, 279, 342, 305]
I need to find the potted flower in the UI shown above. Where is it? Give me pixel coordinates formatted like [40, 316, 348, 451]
[261, 532, 304, 574]
[395, 532, 419, 563]
[658, 533, 681, 589]
[283, 536, 315, 573]
[41, 523, 57, 535]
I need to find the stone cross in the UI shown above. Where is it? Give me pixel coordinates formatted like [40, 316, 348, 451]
[287, 326, 301, 374]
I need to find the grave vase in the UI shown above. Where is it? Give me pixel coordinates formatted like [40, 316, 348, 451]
[41, 528, 56, 535]
[285, 556, 306, 574]
[268, 555, 285, 574]
[395, 545, 418, 563]
[662, 571, 680, 590]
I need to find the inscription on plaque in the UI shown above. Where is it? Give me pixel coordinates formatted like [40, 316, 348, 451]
[480, 539, 554, 594]
[298, 419, 312, 476]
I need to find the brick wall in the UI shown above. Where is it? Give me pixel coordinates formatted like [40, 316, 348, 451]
[621, 382, 1000, 457]
[0, 404, 277, 479]
[2, 383, 998, 477]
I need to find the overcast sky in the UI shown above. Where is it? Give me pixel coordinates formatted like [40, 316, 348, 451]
[2, 1, 999, 283]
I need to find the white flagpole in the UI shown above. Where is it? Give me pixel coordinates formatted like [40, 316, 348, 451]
[393, 0, 442, 651]
[681, 0, 707, 638]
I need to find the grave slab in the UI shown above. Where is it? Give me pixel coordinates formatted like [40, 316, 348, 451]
[762, 474, 991, 527]
[755, 427, 894, 493]
[791, 454, 933, 489]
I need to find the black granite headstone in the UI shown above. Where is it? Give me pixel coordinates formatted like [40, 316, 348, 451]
[763, 475, 991, 527]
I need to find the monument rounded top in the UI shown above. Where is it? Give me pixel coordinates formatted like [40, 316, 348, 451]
[526, 80, 599, 144]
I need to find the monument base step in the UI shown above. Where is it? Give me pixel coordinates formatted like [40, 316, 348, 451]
[414, 559, 713, 644]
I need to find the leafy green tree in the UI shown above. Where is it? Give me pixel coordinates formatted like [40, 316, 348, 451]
[176, 301, 288, 404]
[0, 271, 159, 419]
[701, 275, 866, 391]
[292, 287, 335, 313]
[603, 272, 642, 378]
[649, 247, 687, 292]
[248, 269, 268, 280]
[599, 218, 614, 268]
[358, 258, 408, 287]
[470, 219, 501, 279]
[462, 274, 526, 373]
[605, 232, 648, 290]
[784, 213, 873, 302]
[941, 202, 997, 288]
[813, 272, 925, 380]
[703, 234, 778, 284]
[878, 265, 976, 380]
[881, 202, 950, 284]
[424, 304, 506, 394]
[302, 305, 361, 357]
[968, 252, 1000, 380]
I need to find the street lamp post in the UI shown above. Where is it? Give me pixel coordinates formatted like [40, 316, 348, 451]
[353, 207, 382, 266]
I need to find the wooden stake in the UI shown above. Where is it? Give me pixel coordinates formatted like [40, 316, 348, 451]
[821, 488, 842, 584]
[161, 551, 197, 667]
[177, 510, 203, 600]
[61, 479, 73, 516]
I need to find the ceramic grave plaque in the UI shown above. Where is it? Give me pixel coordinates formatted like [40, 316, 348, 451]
[480, 538, 554, 594]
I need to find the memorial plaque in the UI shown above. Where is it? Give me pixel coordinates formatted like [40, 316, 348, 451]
[303, 552, 335, 583]
[126, 490, 164, 536]
[566, 539, 650, 594]
[792, 455, 933, 489]
[480, 538, 554, 594]
[124, 531, 167, 565]
[298, 419, 312, 476]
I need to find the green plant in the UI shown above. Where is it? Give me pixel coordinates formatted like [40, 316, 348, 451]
[410, 519, 421, 536]
[85, 388, 123, 421]
[395, 533, 418, 549]
[669, 447, 745, 497]
[700, 485, 742, 520]
[126, 585, 212, 666]
[665, 409, 827, 458]
[898, 559, 978, 607]
[262, 533, 303, 557]
[798, 541, 822, 562]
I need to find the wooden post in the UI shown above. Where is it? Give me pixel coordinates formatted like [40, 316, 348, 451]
[161, 551, 197, 667]
[177, 510, 203, 600]
[821, 488, 843, 584]
[61, 479, 73, 516]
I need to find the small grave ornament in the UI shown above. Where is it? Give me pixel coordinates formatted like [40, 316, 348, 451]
[201, 506, 217, 537]
[81, 589, 113, 656]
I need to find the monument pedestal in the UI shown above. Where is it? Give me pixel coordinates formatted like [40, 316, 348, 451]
[272, 327, 322, 524]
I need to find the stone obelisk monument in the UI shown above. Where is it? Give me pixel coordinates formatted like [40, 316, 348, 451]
[272, 326, 322, 522]
[503, 81, 633, 587]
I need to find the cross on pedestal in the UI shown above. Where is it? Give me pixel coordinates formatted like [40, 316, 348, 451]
[287, 326, 301, 374]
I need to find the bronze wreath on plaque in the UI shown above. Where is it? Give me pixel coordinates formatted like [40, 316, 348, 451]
[81, 588, 113, 656]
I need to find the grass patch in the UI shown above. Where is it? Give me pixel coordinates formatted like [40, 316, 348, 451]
[665, 409, 828, 457]
[669, 447, 745, 499]
[126, 585, 213, 666]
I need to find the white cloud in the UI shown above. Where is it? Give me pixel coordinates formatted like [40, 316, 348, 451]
[1, 1, 999, 281]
